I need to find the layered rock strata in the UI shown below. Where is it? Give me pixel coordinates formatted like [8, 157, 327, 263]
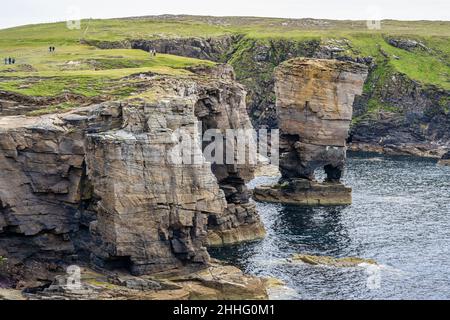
[0, 66, 265, 284]
[438, 151, 450, 166]
[193, 80, 265, 246]
[254, 58, 368, 206]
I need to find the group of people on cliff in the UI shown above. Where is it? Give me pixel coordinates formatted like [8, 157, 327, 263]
[49, 46, 56, 52]
[4, 57, 15, 65]
[149, 49, 157, 56]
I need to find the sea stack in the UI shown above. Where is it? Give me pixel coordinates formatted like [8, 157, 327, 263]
[254, 58, 368, 206]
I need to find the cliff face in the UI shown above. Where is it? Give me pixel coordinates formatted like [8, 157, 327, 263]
[85, 100, 223, 275]
[0, 66, 264, 279]
[0, 115, 89, 265]
[254, 58, 368, 206]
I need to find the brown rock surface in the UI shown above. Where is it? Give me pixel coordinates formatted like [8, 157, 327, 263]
[193, 80, 265, 246]
[254, 58, 368, 205]
[0, 66, 265, 286]
[5, 263, 267, 300]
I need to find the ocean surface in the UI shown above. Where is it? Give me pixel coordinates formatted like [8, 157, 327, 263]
[210, 152, 450, 300]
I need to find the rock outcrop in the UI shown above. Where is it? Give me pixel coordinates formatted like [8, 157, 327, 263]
[438, 151, 450, 166]
[85, 100, 223, 275]
[85, 35, 450, 159]
[254, 58, 368, 205]
[0, 66, 265, 286]
[386, 37, 429, 52]
[82, 36, 239, 62]
[350, 68, 450, 159]
[193, 80, 265, 246]
[6, 262, 267, 300]
[291, 254, 377, 267]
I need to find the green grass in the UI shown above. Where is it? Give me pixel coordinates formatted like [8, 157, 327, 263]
[0, 44, 213, 75]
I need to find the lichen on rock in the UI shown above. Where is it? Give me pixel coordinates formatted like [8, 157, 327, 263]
[292, 254, 377, 267]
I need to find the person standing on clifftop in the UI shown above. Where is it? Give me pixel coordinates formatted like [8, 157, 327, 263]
[8, 57, 11, 64]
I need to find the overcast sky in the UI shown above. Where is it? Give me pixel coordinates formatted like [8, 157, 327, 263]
[1, 0, 449, 29]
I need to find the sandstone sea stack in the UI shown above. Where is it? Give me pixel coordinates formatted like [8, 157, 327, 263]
[254, 58, 368, 206]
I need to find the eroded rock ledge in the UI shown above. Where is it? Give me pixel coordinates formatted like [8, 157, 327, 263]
[254, 58, 368, 206]
[0, 66, 265, 292]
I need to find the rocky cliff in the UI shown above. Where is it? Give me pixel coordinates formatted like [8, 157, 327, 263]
[226, 37, 450, 158]
[0, 66, 264, 287]
[254, 58, 368, 205]
[350, 62, 450, 158]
